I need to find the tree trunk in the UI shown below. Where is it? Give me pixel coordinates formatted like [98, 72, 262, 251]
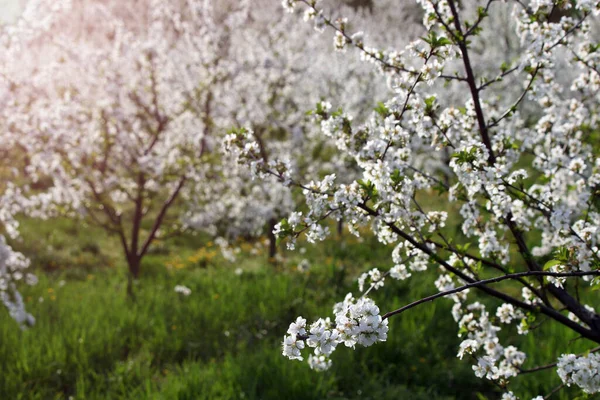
[126, 255, 140, 299]
[267, 218, 277, 261]
[127, 273, 135, 300]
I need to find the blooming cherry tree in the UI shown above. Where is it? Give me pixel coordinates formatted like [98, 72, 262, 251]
[200, 0, 425, 257]
[6, 0, 252, 294]
[0, 0, 76, 325]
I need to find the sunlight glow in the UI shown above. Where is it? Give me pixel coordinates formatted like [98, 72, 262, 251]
[0, 0, 24, 24]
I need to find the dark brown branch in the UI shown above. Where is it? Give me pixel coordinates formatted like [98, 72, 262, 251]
[442, 0, 600, 336]
[519, 346, 600, 374]
[381, 270, 600, 320]
[84, 178, 122, 225]
[117, 223, 131, 261]
[356, 203, 600, 343]
[487, 65, 540, 129]
[139, 176, 186, 259]
[478, 66, 519, 92]
[543, 383, 565, 400]
[83, 205, 120, 234]
[464, 0, 496, 37]
[129, 172, 146, 263]
[425, 238, 548, 303]
[447, 0, 496, 164]
[505, 216, 600, 335]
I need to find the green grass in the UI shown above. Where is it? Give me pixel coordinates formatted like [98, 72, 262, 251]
[0, 217, 596, 399]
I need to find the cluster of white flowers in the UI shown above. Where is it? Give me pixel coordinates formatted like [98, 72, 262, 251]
[307, 354, 332, 371]
[174, 285, 192, 297]
[501, 391, 543, 400]
[282, 294, 388, 370]
[358, 268, 384, 292]
[452, 301, 527, 382]
[0, 236, 36, 327]
[557, 353, 600, 394]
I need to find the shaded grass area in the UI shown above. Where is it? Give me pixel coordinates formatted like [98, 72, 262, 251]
[0, 218, 595, 399]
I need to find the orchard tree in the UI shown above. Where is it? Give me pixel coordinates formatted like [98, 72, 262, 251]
[9, 0, 250, 295]
[194, 0, 424, 258]
[0, 0, 75, 325]
[228, 0, 600, 397]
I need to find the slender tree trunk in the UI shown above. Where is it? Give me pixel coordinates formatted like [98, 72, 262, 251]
[267, 218, 277, 261]
[337, 218, 344, 238]
[127, 273, 135, 300]
[126, 255, 140, 299]
[125, 173, 145, 299]
[129, 256, 141, 278]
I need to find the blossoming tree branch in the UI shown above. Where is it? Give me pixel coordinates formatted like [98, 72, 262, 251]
[227, 0, 600, 397]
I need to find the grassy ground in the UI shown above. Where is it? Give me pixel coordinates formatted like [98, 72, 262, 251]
[0, 218, 596, 399]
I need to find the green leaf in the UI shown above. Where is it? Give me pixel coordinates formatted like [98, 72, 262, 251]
[374, 102, 389, 117]
[357, 179, 378, 200]
[477, 6, 488, 19]
[391, 169, 404, 185]
[424, 96, 437, 115]
[437, 37, 452, 46]
[457, 242, 471, 253]
[543, 259, 562, 271]
[421, 31, 452, 48]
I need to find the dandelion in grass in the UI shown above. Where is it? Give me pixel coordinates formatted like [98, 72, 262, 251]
[174, 285, 191, 296]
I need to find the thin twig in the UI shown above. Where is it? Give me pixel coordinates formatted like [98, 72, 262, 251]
[519, 345, 600, 374]
[381, 271, 600, 320]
